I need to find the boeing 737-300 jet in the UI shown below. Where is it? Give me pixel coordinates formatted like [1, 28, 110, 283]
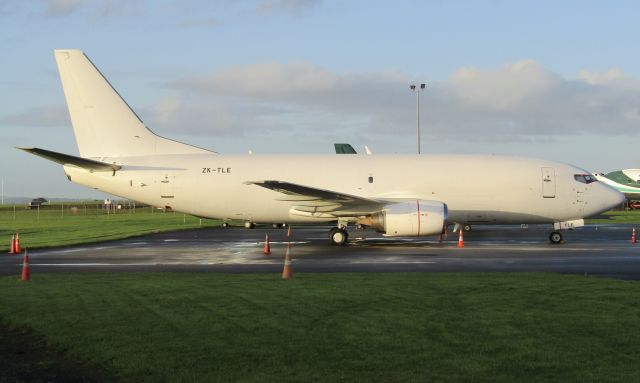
[19, 50, 625, 245]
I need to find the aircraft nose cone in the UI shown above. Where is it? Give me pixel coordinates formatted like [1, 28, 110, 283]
[602, 186, 626, 211]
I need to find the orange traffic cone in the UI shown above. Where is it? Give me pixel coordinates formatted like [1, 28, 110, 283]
[263, 233, 271, 255]
[632, 227, 637, 244]
[15, 232, 22, 253]
[282, 245, 293, 280]
[21, 250, 30, 281]
[287, 226, 292, 239]
[8, 233, 16, 255]
[457, 228, 465, 248]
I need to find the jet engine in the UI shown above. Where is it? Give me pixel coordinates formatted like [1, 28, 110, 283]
[358, 200, 447, 237]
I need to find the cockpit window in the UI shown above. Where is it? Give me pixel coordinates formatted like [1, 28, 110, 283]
[574, 174, 597, 184]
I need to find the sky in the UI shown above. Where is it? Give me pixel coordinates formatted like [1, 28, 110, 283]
[1, 0, 640, 199]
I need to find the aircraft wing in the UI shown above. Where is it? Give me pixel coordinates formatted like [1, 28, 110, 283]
[247, 180, 383, 216]
[17, 147, 121, 172]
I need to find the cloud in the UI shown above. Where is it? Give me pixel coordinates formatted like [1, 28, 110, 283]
[12, 60, 639, 146]
[27, 0, 143, 19]
[171, 61, 339, 96]
[4, 0, 316, 24]
[577, 67, 625, 85]
[43, 0, 84, 16]
[437, 61, 640, 137]
[91, 0, 143, 18]
[155, 59, 640, 143]
[0, 105, 69, 128]
[158, 62, 408, 137]
[256, 0, 321, 15]
[449, 60, 559, 110]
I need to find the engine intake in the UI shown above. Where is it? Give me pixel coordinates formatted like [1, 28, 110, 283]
[359, 200, 448, 237]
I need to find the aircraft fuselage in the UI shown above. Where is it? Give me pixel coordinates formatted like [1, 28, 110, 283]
[64, 153, 622, 225]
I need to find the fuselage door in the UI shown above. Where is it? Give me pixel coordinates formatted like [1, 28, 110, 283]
[160, 175, 175, 199]
[541, 167, 556, 198]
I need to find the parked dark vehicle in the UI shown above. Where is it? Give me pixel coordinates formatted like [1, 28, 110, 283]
[29, 197, 48, 209]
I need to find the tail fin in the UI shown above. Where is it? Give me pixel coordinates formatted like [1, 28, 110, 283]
[334, 143, 358, 154]
[54, 49, 213, 158]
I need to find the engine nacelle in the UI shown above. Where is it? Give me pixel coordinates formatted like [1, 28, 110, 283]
[359, 200, 448, 237]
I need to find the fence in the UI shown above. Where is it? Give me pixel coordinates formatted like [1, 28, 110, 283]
[0, 201, 162, 221]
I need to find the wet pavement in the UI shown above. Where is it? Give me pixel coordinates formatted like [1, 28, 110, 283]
[2, 224, 640, 279]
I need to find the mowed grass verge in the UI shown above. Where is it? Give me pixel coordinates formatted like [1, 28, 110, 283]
[0, 204, 222, 251]
[0, 272, 639, 382]
[587, 209, 640, 224]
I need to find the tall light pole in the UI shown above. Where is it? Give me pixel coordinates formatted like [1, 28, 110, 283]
[410, 83, 426, 154]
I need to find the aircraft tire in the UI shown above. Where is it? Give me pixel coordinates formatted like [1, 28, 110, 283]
[463, 224, 472, 232]
[549, 231, 563, 244]
[329, 227, 349, 246]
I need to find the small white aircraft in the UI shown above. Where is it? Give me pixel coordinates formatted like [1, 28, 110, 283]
[334, 143, 372, 155]
[594, 170, 640, 200]
[334, 143, 358, 154]
[19, 50, 624, 245]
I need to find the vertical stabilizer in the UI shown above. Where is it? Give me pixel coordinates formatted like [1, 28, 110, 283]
[54, 49, 212, 158]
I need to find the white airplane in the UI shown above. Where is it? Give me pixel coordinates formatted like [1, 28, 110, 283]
[19, 50, 624, 245]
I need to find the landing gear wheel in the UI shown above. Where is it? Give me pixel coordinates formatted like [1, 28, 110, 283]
[329, 227, 349, 246]
[222, 222, 229, 228]
[549, 231, 563, 244]
[463, 224, 472, 232]
[244, 221, 256, 229]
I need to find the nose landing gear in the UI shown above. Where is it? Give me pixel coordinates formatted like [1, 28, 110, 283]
[549, 231, 563, 244]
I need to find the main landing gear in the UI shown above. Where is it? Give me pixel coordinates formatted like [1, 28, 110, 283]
[329, 227, 349, 246]
[549, 231, 563, 244]
[450, 223, 472, 233]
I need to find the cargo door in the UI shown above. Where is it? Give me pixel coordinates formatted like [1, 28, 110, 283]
[541, 167, 556, 198]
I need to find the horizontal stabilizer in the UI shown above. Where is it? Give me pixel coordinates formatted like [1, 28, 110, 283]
[17, 147, 121, 172]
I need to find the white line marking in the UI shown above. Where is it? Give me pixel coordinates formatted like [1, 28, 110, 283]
[34, 263, 156, 266]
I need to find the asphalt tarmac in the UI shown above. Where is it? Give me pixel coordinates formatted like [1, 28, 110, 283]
[2, 224, 640, 279]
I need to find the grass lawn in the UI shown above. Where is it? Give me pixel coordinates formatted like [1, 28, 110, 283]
[0, 203, 222, 252]
[0, 272, 639, 382]
[587, 210, 640, 224]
